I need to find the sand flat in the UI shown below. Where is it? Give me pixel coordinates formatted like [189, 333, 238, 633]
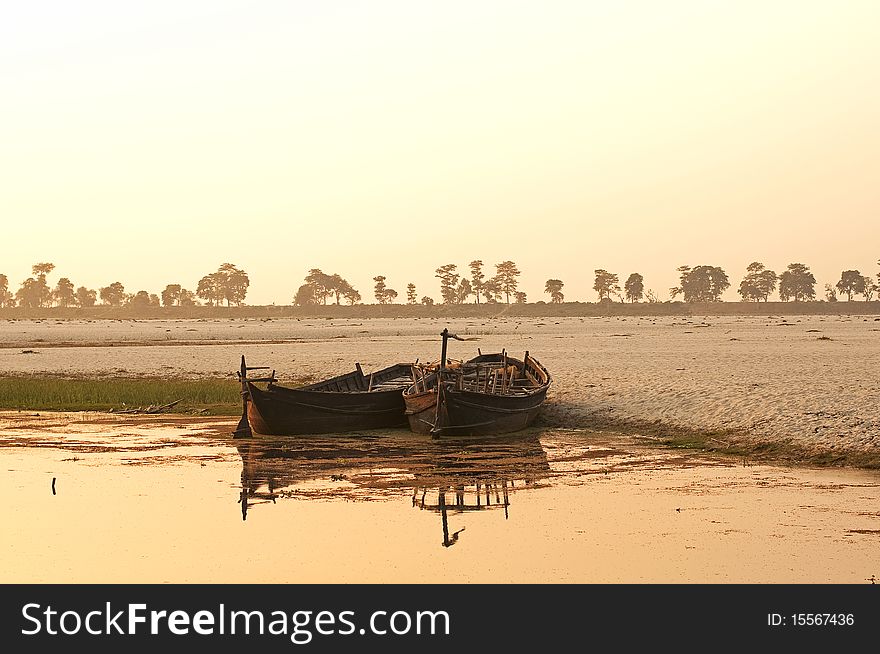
[1, 315, 878, 462]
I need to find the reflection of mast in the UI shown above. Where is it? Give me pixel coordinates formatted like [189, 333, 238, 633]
[237, 441, 279, 521]
[438, 488, 466, 547]
[415, 478, 519, 548]
[239, 441, 255, 521]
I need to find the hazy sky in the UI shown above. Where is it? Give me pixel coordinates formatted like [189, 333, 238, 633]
[2, 1, 878, 304]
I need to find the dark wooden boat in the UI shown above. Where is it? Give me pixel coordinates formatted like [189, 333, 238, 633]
[234, 356, 414, 436]
[404, 329, 551, 438]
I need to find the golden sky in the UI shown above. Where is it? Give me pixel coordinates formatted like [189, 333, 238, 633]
[2, 1, 878, 304]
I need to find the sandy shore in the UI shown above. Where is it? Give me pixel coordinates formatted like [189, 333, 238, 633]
[1, 315, 878, 465]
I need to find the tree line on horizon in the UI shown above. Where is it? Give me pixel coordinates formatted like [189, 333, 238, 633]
[292, 261, 528, 307]
[1, 259, 878, 310]
[291, 260, 879, 307]
[0, 263, 249, 309]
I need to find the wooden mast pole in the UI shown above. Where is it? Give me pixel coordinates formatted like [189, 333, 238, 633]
[233, 355, 253, 438]
[431, 329, 451, 439]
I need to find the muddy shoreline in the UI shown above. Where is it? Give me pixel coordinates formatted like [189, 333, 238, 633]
[2, 316, 878, 470]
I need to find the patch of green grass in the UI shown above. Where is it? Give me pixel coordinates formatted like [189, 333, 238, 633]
[581, 416, 880, 470]
[0, 376, 243, 415]
[658, 431, 880, 469]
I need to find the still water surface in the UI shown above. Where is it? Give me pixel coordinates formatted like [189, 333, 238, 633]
[2, 412, 878, 584]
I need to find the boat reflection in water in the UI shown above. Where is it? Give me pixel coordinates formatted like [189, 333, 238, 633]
[234, 432, 552, 547]
[408, 439, 550, 547]
[413, 478, 531, 548]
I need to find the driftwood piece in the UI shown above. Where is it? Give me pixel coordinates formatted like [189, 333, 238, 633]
[110, 399, 183, 415]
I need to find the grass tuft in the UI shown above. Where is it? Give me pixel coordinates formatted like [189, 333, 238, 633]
[0, 376, 243, 415]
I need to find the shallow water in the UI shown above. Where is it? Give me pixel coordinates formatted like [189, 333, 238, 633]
[1, 412, 877, 584]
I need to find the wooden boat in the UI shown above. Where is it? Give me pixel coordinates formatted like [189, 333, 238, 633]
[404, 329, 551, 438]
[233, 355, 414, 437]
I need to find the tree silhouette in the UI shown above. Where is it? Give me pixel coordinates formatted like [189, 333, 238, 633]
[53, 277, 76, 307]
[300, 270, 357, 305]
[836, 270, 865, 301]
[494, 261, 520, 303]
[469, 260, 485, 305]
[482, 276, 502, 303]
[778, 263, 816, 302]
[38, 279, 52, 307]
[32, 262, 55, 278]
[737, 262, 777, 302]
[217, 263, 249, 306]
[128, 290, 152, 309]
[342, 285, 361, 305]
[373, 276, 397, 304]
[193, 264, 250, 307]
[406, 283, 417, 304]
[421, 296, 434, 306]
[26, 263, 55, 308]
[824, 283, 838, 302]
[0, 274, 13, 308]
[593, 269, 621, 301]
[179, 289, 197, 306]
[754, 263, 778, 300]
[75, 286, 97, 307]
[435, 264, 460, 304]
[336, 276, 360, 305]
[161, 284, 182, 307]
[624, 273, 644, 303]
[863, 276, 877, 301]
[15, 263, 54, 308]
[544, 279, 564, 303]
[294, 283, 318, 306]
[15, 278, 43, 308]
[455, 278, 472, 304]
[305, 269, 334, 304]
[99, 282, 126, 306]
[670, 265, 730, 302]
[514, 291, 527, 304]
[329, 274, 358, 305]
[196, 273, 223, 306]
[373, 276, 387, 303]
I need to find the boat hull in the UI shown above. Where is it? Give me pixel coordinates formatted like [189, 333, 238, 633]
[404, 352, 551, 437]
[405, 385, 548, 437]
[246, 382, 408, 435]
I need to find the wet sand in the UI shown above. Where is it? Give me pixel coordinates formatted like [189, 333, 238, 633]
[1, 412, 877, 584]
[2, 315, 879, 464]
